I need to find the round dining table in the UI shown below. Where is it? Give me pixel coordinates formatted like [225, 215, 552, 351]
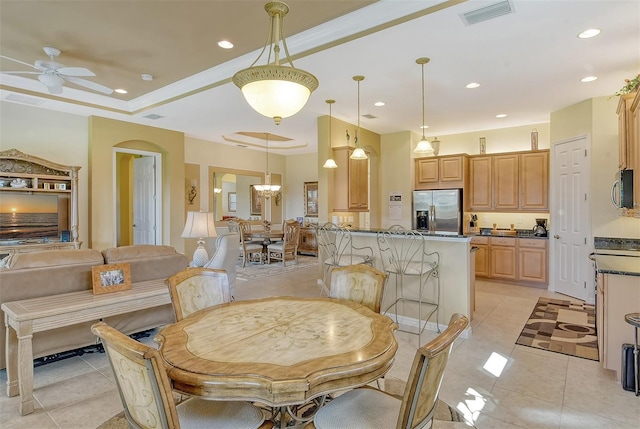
[155, 296, 398, 427]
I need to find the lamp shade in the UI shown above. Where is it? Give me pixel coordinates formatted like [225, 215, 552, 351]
[181, 211, 217, 239]
[414, 136, 434, 154]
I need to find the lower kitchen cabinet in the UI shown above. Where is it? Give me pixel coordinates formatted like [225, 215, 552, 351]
[297, 227, 318, 256]
[490, 237, 517, 280]
[517, 238, 547, 283]
[470, 236, 489, 277]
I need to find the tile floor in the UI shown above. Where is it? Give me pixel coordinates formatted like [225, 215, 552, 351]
[1, 265, 638, 429]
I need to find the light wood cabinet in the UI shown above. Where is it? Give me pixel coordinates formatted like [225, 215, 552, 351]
[628, 91, 640, 212]
[517, 238, 547, 283]
[469, 150, 549, 212]
[489, 236, 517, 280]
[333, 147, 368, 211]
[617, 93, 635, 170]
[470, 236, 490, 277]
[415, 155, 466, 190]
[297, 227, 318, 256]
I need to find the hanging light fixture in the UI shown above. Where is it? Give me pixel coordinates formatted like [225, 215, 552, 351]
[323, 99, 338, 168]
[232, 1, 319, 125]
[254, 133, 281, 199]
[350, 75, 368, 160]
[414, 57, 434, 154]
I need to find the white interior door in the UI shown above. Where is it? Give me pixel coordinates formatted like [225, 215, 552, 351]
[133, 156, 156, 245]
[551, 135, 591, 302]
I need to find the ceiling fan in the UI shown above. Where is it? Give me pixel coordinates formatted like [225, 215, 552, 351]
[0, 46, 113, 95]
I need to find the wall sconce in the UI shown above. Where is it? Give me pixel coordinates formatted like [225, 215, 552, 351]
[213, 187, 222, 194]
[188, 180, 197, 205]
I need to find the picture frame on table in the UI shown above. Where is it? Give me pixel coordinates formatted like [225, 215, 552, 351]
[250, 185, 262, 216]
[304, 181, 318, 217]
[92, 263, 132, 295]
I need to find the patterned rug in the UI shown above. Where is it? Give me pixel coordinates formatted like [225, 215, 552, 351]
[236, 255, 318, 281]
[516, 297, 598, 361]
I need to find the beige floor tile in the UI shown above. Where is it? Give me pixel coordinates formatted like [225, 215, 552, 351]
[35, 370, 116, 412]
[480, 385, 562, 429]
[47, 387, 122, 429]
[559, 405, 640, 429]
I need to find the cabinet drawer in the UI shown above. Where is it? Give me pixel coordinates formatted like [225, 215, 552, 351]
[489, 237, 516, 247]
[470, 236, 489, 245]
[517, 238, 547, 249]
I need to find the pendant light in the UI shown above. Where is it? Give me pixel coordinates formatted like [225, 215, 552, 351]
[350, 75, 368, 160]
[232, 1, 319, 125]
[254, 133, 281, 199]
[414, 57, 434, 154]
[323, 99, 338, 168]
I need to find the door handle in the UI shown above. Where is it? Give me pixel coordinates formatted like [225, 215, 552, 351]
[132, 224, 137, 228]
[554, 234, 560, 239]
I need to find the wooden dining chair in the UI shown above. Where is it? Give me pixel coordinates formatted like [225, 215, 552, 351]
[91, 322, 267, 429]
[238, 220, 264, 267]
[328, 264, 387, 313]
[313, 313, 469, 429]
[267, 219, 300, 266]
[166, 267, 231, 321]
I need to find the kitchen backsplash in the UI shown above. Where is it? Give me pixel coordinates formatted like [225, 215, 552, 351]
[464, 212, 549, 233]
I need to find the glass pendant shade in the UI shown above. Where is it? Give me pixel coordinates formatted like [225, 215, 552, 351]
[232, 2, 318, 125]
[323, 99, 338, 168]
[255, 133, 281, 199]
[414, 57, 435, 155]
[414, 136, 434, 154]
[350, 75, 368, 160]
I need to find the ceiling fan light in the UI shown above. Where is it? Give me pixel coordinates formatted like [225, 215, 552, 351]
[414, 136, 434, 154]
[38, 73, 64, 87]
[350, 147, 368, 160]
[323, 158, 338, 168]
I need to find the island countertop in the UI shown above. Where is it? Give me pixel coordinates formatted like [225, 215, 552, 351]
[594, 254, 640, 277]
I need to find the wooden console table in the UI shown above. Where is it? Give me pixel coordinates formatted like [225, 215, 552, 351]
[2, 279, 170, 415]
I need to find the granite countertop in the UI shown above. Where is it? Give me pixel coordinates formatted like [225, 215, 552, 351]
[594, 254, 640, 277]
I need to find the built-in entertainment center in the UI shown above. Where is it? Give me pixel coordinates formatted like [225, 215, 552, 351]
[0, 149, 81, 255]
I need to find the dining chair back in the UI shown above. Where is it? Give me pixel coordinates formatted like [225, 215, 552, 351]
[238, 220, 264, 267]
[267, 219, 300, 266]
[313, 313, 469, 429]
[166, 267, 231, 321]
[203, 232, 240, 299]
[329, 264, 386, 313]
[317, 223, 374, 294]
[91, 322, 265, 429]
[227, 218, 240, 233]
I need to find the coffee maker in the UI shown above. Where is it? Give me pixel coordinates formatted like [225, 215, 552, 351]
[532, 218, 547, 237]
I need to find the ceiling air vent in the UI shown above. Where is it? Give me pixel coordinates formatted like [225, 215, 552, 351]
[362, 114, 377, 119]
[460, 0, 515, 26]
[5, 93, 45, 106]
[143, 113, 164, 120]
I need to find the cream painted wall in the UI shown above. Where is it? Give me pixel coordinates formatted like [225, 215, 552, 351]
[89, 117, 185, 252]
[0, 101, 90, 246]
[285, 152, 318, 224]
[551, 96, 640, 239]
[379, 131, 415, 230]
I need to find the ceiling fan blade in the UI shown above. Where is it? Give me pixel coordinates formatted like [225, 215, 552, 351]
[0, 54, 40, 70]
[57, 66, 95, 77]
[64, 76, 114, 95]
[0, 71, 41, 75]
[48, 85, 63, 95]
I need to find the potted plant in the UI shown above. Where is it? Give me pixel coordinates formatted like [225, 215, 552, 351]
[615, 74, 640, 96]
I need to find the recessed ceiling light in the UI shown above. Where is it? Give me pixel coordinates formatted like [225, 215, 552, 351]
[420, 125, 429, 129]
[218, 40, 234, 49]
[141, 74, 153, 81]
[114, 88, 128, 94]
[496, 114, 507, 118]
[466, 82, 480, 89]
[374, 101, 386, 107]
[581, 76, 598, 83]
[578, 28, 601, 39]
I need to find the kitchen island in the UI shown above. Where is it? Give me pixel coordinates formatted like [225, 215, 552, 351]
[318, 228, 473, 336]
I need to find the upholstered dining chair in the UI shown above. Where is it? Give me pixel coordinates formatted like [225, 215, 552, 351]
[91, 322, 266, 429]
[166, 267, 231, 321]
[317, 222, 374, 295]
[238, 220, 264, 267]
[328, 264, 387, 313]
[313, 313, 469, 429]
[204, 232, 240, 299]
[267, 219, 300, 266]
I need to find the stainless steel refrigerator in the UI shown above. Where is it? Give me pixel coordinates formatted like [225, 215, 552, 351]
[412, 189, 463, 234]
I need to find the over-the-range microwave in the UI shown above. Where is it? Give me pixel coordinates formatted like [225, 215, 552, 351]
[611, 169, 634, 209]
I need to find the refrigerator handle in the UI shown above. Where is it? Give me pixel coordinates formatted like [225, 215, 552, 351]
[429, 204, 436, 232]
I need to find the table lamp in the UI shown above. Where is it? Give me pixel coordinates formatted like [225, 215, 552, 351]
[181, 211, 217, 267]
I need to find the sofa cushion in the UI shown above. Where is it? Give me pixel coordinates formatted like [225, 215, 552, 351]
[3, 249, 104, 270]
[102, 245, 179, 263]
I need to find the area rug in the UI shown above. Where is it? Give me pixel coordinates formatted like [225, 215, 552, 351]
[515, 296, 598, 361]
[236, 255, 318, 281]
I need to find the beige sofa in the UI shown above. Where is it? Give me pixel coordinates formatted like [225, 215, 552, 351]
[0, 245, 188, 370]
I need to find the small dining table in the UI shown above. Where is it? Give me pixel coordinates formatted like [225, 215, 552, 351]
[155, 296, 398, 427]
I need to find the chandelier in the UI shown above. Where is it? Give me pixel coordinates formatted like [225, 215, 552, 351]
[254, 133, 281, 199]
[350, 75, 368, 160]
[322, 99, 338, 168]
[232, 1, 319, 125]
[414, 57, 434, 154]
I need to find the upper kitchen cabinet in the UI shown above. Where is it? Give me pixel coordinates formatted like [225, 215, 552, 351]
[632, 91, 640, 210]
[333, 147, 368, 211]
[415, 155, 467, 190]
[617, 92, 636, 170]
[468, 150, 549, 212]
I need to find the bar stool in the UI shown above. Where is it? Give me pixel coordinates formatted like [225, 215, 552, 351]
[624, 313, 640, 396]
[377, 226, 440, 344]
